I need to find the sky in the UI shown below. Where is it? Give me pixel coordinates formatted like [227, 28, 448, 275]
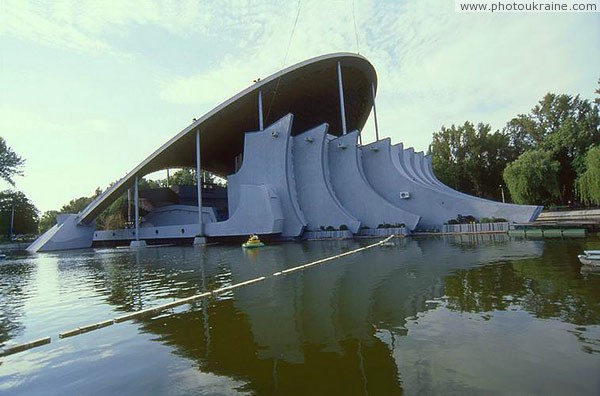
[0, 0, 598, 214]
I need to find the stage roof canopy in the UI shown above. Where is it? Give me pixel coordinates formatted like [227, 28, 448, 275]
[79, 53, 377, 222]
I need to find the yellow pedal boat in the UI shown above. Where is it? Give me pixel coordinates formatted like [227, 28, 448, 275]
[242, 234, 265, 249]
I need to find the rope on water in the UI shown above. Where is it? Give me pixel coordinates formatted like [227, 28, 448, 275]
[1, 235, 394, 356]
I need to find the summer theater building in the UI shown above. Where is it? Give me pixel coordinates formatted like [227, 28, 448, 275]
[28, 53, 542, 252]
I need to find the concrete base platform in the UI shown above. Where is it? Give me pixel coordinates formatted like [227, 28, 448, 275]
[130, 240, 147, 248]
[193, 236, 207, 245]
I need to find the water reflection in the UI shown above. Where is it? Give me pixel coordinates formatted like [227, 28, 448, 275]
[125, 236, 553, 394]
[2, 235, 600, 395]
[442, 238, 600, 325]
[0, 259, 36, 344]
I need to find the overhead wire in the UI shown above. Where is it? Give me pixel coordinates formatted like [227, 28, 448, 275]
[353, 0, 360, 54]
[265, 0, 302, 124]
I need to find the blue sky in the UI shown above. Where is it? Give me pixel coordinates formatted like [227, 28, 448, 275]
[1, 0, 598, 213]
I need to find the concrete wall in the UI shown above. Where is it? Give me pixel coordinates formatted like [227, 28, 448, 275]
[205, 184, 285, 237]
[363, 139, 483, 229]
[94, 223, 201, 242]
[224, 114, 306, 238]
[389, 141, 541, 227]
[293, 124, 361, 233]
[27, 214, 95, 252]
[327, 131, 421, 230]
[142, 205, 217, 227]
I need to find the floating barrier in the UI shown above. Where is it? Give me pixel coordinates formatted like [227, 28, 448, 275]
[59, 319, 114, 339]
[113, 292, 213, 323]
[0, 337, 51, 357]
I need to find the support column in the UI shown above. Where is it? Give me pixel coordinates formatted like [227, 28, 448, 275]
[337, 61, 347, 135]
[134, 177, 139, 240]
[9, 202, 15, 239]
[130, 176, 146, 248]
[371, 82, 380, 141]
[258, 90, 264, 131]
[194, 129, 206, 245]
[127, 189, 132, 226]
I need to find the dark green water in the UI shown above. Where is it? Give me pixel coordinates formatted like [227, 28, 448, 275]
[1, 235, 599, 395]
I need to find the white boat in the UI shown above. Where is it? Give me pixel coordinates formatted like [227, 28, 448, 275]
[583, 250, 600, 256]
[578, 253, 600, 267]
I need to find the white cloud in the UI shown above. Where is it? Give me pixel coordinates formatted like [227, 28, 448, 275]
[0, 1, 116, 55]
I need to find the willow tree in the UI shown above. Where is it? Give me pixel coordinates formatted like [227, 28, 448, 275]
[576, 146, 600, 205]
[503, 150, 560, 205]
[504, 93, 600, 202]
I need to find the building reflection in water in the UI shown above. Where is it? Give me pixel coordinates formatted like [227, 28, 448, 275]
[6, 234, 600, 395]
[120, 235, 547, 394]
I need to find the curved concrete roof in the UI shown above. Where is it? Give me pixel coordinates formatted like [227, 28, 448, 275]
[79, 53, 377, 223]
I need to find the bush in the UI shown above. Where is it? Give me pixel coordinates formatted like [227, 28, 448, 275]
[339, 224, 348, 231]
[480, 216, 507, 223]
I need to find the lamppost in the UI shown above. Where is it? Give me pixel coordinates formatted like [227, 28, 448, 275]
[499, 185, 506, 203]
[9, 201, 15, 240]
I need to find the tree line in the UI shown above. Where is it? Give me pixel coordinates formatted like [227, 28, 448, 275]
[429, 82, 600, 207]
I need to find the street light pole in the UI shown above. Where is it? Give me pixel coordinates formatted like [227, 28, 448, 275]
[9, 202, 15, 240]
[499, 185, 506, 203]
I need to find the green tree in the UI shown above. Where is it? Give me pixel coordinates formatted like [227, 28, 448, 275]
[503, 150, 560, 205]
[504, 93, 600, 202]
[0, 190, 39, 237]
[61, 196, 95, 214]
[39, 210, 59, 234]
[575, 146, 600, 205]
[167, 168, 197, 186]
[429, 121, 514, 200]
[0, 137, 25, 186]
[163, 168, 220, 187]
[59, 187, 102, 213]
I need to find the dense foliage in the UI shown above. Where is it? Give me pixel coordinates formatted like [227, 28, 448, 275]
[0, 190, 39, 237]
[430, 122, 515, 200]
[575, 146, 600, 205]
[503, 150, 560, 205]
[429, 88, 600, 206]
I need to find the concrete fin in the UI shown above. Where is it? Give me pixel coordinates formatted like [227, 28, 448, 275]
[293, 124, 361, 233]
[205, 184, 284, 236]
[327, 131, 420, 230]
[27, 214, 94, 252]
[224, 114, 306, 238]
[391, 143, 543, 224]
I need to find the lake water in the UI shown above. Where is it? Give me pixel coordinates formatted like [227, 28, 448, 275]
[1, 235, 599, 395]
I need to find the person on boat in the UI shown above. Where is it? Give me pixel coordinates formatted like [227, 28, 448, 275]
[249, 234, 259, 242]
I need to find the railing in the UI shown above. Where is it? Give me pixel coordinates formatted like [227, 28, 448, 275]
[442, 222, 510, 234]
